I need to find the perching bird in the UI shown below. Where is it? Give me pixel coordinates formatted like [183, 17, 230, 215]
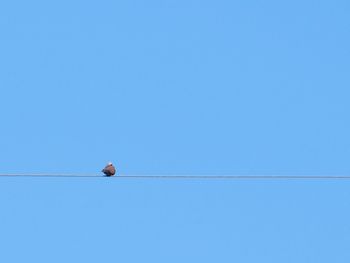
[102, 162, 116, 176]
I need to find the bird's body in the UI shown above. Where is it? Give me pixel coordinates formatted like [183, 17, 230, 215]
[102, 163, 116, 176]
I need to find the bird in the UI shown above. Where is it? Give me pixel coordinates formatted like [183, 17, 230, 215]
[102, 162, 116, 176]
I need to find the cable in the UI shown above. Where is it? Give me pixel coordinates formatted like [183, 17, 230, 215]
[118, 175, 350, 179]
[0, 174, 350, 179]
[0, 174, 99, 177]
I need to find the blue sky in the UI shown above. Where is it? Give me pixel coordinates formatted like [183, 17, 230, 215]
[0, 0, 350, 262]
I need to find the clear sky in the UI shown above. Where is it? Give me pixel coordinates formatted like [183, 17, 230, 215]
[0, 0, 350, 262]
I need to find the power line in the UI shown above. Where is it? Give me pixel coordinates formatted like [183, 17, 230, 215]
[0, 174, 99, 178]
[117, 175, 350, 179]
[0, 174, 350, 179]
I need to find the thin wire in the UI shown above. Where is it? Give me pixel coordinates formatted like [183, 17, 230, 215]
[0, 174, 350, 179]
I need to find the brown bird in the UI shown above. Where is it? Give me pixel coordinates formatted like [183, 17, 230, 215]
[102, 162, 116, 176]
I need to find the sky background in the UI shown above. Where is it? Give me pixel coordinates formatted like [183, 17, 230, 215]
[0, 0, 350, 262]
